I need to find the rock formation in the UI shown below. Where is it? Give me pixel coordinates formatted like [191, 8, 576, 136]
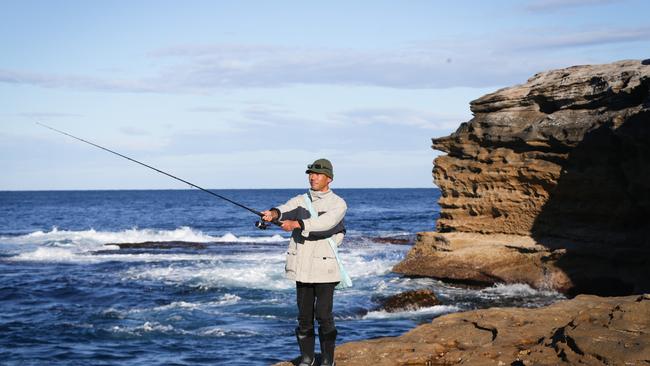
[275, 60, 650, 366]
[272, 294, 649, 366]
[378, 289, 440, 312]
[394, 60, 650, 295]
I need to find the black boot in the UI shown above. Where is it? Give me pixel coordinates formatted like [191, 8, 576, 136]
[319, 327, 337, 366]
[295, 327, 315, 366]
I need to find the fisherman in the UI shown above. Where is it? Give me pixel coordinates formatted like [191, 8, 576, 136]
[261, 158, 347, 366]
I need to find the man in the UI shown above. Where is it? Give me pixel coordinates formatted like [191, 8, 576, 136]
[261, 158, 347, 366]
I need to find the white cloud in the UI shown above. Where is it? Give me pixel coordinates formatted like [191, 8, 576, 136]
[504, 27, 650, 50]
[187, 106, 229, 113]
[0, 25, 647, 94]
[0, 69, 156, 92]
[525, 0, 621, 12]
[18, 112, 82, 119]
[333, 108, 467, 130]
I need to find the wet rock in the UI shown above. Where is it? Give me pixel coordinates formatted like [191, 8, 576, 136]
[393, 232, 650, 296]
[379, 289, 441, 312]
[370, 237, 412, 245]
[274, 294, 650, 365]
[105, 241, 208, 249]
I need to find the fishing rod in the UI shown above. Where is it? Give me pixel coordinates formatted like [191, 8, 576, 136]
[37, 122, 280, 230]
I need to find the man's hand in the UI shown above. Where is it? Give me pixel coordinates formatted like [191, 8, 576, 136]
[280, 220, 301, 232]
[261, 210, 278, 222]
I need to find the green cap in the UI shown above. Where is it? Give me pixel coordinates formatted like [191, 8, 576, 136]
[305, 158, 334, 179]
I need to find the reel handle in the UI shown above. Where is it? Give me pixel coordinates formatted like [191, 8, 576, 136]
[255, 219, 282, 230]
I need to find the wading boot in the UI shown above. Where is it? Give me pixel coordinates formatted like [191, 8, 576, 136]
[318, 327, 337, 366]
[295, 327, 315, 366]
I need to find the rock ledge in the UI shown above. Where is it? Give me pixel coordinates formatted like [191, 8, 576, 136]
[275, 294, 649, 365]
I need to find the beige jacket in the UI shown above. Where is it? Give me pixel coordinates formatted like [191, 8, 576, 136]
[275, 189, 347, 283]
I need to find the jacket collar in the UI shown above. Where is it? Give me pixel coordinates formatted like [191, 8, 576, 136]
[308, 189, 331, 201]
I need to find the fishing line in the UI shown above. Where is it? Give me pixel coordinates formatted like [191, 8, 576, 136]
[37, 122, 280, 229]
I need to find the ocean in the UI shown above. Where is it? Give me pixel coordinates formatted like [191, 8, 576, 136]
[0, 189, 564, 365]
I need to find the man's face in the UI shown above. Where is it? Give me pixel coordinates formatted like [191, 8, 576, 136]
[308, 173, 332, 192]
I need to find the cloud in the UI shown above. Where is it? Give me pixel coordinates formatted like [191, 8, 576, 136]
[18, 112, 81, 119]
[334, 108, 467, 130]
[0, 69, 158, 93]
[505, 26, 650, 50]
[187, 106, 229, 113]
[525, 0, 621, 12]
[1, 25, 647, 94]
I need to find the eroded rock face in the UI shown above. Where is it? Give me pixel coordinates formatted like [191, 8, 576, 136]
[432, 60, 649, 245]
[394, 60, 650, 295]
[274, 294, 650, 366]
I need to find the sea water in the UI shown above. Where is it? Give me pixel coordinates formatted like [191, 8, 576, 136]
[0, 189, 564, 365]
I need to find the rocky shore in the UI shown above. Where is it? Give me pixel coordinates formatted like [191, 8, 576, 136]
[275, 60, 650, 365]
[396, 59, 650, 296]
[323, 294, 649, 366]
[275, 294, 649, 365]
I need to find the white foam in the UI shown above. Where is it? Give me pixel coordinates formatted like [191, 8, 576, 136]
[122, 254, 292, 291]
[334, 244, 409, 279]
[152, 301, 203, 312]
[11, 248, 223, 263]
[12, 247, 81, 262]
[1, 227, 287, 247]
[150, 294, 242, 312]
[479, 283, 562, 298]
[109, 321, 179, 336]
[195, 326, 258, 338]
[117, 243, 408, 292]
[213, 293, 242, 306]
[362, 305, 460, 320]
[197, 327, 227, 337]
[2, 227, 288, 262]
[107, 322, 258, 338]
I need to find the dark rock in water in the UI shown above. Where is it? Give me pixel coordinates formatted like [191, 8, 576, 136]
[394, 59, 650, 296]
[106, 241, 208, 249]
[371, 236, 412, 245]
[379, 289, 440, 312]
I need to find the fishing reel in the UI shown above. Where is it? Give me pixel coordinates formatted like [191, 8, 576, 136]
[255, 220, 269, 230]
[256, 218, 282, 230]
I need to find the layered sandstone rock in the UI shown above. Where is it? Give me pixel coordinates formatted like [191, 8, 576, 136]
[274, 294, 650, 366]
[433, 59, 649, 242]
[395, 60, 650, 295]
[393, 232, 649, 296]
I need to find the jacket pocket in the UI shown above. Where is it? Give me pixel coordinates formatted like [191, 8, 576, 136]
[285, 249, 297, 273]
[312, 243, 338, 276]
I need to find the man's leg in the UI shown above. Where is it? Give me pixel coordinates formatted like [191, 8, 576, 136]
[296, 282, 316, 366]
[315, 282, 338, 366]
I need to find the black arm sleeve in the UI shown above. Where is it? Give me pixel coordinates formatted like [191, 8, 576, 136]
[306, 219, 346, 240]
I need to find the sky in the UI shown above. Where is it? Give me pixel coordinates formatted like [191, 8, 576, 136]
[1, 0, 648, 190]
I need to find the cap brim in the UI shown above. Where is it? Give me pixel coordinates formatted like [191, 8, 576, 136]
[306, 169, 333, 178]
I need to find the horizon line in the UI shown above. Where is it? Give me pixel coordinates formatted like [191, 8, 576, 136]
[0, 186, 438, 192]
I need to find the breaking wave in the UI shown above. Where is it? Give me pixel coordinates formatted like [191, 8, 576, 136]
[0, 226, 287, 246]
[1, 227, 288, 262]
[362, 305, 461, 320]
